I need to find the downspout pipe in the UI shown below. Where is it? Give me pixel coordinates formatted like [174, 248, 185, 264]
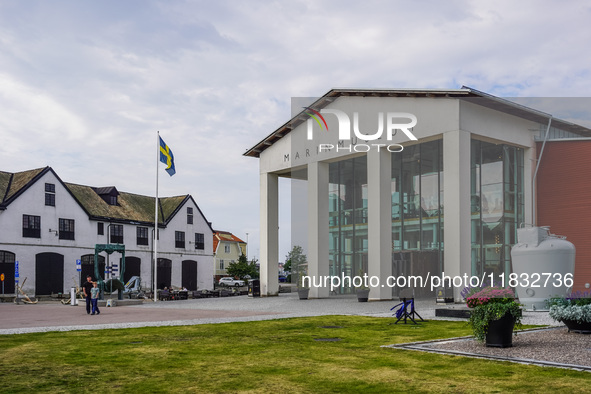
[532, 116, 553, 226]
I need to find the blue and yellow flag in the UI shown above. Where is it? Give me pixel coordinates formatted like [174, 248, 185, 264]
[159, 136, 176, 176]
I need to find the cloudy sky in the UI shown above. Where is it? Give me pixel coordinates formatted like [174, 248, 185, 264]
[1, 0, 590, 261]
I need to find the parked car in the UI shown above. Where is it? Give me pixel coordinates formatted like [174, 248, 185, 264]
[218, 277, 245, 287]
[278, 275, 287, 283]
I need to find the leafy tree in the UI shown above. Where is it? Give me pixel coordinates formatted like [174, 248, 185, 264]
[226, 253, 258, 280]
[285, 245, 307, 284]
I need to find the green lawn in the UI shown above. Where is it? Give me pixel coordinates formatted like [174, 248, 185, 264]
[0, 316, 589, 393]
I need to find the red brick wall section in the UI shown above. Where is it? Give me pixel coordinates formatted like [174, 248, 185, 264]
[536, 141, 591, 292]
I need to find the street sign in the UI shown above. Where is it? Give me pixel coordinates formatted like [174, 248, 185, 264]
[76, 259, 81, 272]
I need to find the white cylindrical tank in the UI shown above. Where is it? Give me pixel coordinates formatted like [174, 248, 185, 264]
[511, 226, 575, 311]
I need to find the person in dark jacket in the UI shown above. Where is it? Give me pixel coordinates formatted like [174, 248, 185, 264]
[82, 275, 94, 314]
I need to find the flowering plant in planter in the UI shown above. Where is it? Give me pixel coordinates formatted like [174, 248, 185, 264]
[466, 286, 523, 342]
[547, 291, 591, 325]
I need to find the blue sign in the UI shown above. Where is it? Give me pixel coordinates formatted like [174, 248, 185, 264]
[76, 259, 81, 272]
[15, 261, 19, 284]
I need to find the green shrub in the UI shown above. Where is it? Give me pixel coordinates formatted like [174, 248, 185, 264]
[466, 286, 523, 341]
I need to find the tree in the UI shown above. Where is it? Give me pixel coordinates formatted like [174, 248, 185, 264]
[285, 245, 307, 284]
[226, 253, 258, 280]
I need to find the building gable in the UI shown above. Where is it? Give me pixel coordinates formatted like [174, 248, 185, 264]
[164, 195, 214, 233]
[0, 167, 48, 208]
[213, 231, 246, 254]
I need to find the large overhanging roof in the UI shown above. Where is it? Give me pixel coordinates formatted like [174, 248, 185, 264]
[243, 87, 591, 158]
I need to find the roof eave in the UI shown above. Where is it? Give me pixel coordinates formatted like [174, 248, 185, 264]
[243, 88, 474, 158]
[245, 87, 591, 157]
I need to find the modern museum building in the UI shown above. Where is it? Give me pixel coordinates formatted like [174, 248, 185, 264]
[245, 87, 591, 300]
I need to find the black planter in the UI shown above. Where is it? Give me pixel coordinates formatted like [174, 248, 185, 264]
[563, 319, 591, 334]
[356, 289, 370, 302]
[485, 312, 516, 348]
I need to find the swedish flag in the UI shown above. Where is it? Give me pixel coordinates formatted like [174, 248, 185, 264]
[159, 136, 176, 176]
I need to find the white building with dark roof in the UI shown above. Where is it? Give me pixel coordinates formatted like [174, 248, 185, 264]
[0, 166, 214, 296]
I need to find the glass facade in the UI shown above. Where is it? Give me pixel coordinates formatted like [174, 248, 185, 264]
[325, 138, 523, 294]
[328, 140, 444, 294]
[392, 140, 444, 296]
[471, 140, 524, 279]
[328, 156, 368, 294]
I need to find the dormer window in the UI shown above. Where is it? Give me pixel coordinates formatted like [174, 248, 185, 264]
[93, 187, 120, 206]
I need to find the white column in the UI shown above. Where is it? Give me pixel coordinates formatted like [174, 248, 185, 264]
[308, 161, 329, 298]
[260, 172, 279, 296]
[443, 130, 472, 301]
[367, 148, 392, 300]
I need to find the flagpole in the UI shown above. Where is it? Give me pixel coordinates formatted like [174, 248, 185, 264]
[154, 131, 159, 302]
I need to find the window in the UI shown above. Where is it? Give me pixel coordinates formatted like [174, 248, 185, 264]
[59, 218, 75, 240]
[98, 222, 104, 235]
[187, 207, 193, 224]
[110, 224, 124, 244]
[137, 227, 149, 246]
[195, 233, 205, 250]
[219, 260, 224, 270]
[108, 195, 117, 205]
[23, 215, 41, 238]
[224, 244, 231, 253]
[45, 183, 55, 206]
[470, 140, 524, 279]
[175, 231, 185, 248]
[0, 251, 15, 264]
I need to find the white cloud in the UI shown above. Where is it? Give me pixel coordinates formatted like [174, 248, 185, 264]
[1, 0, 591, 260]
[0, 73, 90, 160]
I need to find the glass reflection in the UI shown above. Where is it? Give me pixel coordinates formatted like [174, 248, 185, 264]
[471, 140, 524, 279]
[329, 156, 367, 294]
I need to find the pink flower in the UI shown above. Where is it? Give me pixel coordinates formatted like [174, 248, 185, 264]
[466, 286, 515, 308]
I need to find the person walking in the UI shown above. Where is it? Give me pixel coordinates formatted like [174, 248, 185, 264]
[90, 282, 101, 315]
[82, 275, 94, 315]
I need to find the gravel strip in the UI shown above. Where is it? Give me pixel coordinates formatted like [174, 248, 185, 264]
[412, 327, 591, 370]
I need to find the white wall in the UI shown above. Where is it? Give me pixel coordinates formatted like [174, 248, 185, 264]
[260, 96, 461, 174]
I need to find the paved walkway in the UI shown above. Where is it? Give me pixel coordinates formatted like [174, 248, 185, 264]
[0, 293, 558, 335]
